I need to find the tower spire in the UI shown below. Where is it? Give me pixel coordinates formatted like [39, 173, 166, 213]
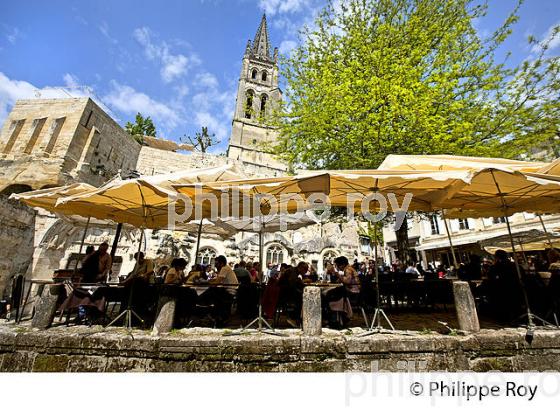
[252, 13, 271, 61]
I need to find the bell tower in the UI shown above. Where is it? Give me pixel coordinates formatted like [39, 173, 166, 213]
[226, 14, 286, 173]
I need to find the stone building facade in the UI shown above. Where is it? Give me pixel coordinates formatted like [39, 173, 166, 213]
[0, 98, 140, 194]
[383, 213, 560, 269]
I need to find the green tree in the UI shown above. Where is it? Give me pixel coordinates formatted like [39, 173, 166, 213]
[183, 126, 220, 153]
[125, 113, 158, 143]
[273, 0, 559, 261]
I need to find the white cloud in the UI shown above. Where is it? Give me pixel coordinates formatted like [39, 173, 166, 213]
[133, 26, 196, 83]
[63, 73, 80, 88]
[195, 72, 219, 89]
[98, 21, 118, 45]
[6, 27, 20, 44]
[279, 40, 297, 55]
[102, 80, 180, 129]
[259, 0, 310, 16]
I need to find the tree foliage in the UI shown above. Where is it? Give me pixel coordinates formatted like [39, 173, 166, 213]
[274, 0, 559, 169]
[125, 113, 158, 143]
[183, 126, 220, 153]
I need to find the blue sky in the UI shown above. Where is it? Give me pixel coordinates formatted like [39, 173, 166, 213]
[0, 0, 558, 153]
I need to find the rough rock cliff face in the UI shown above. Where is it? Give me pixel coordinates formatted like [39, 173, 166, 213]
[0, 197, 35, 298]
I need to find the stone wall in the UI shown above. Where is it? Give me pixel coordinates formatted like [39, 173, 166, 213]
[1, 325, 559, 372]
[136, 146, 282, 178]
[0, 197, 35, 298]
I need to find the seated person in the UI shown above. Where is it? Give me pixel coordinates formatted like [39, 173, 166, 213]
[277, 262, 306, 327]
[122, 252, 154, 285]
[164, 258, 188, 285]
[249, 262, 260, 282]
[302, 265, 319, 283]
[325, 262, 339, 283]
[197, 256, 238, 326]
[335, 256, 360, 295]
[234, 260, 252, 284]
[184, 264, 206, 284]
[405, 262, 420, 278]
[323, 256, 358, 328]
[80, 242, 112, 283]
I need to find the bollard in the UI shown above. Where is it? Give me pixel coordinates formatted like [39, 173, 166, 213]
[453, 281, 480, 333]
[302, 286, 322, 336]
[152, 295, 177, 336]
[31, 284, 64, 330]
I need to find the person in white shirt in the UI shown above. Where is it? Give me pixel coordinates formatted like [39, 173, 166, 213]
[405, 263, 420, 277]
[198, 255, 238, 326]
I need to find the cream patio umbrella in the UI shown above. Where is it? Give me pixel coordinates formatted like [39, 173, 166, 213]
[379, 154, 557, 267]
[538, 158, 560, 177]
[175, 169, 475, 218]
[378, 154, 548, 172]
[54, 164, 248, 229]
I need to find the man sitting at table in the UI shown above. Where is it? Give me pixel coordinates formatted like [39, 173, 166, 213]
[80, 242, 112, 283]
[198, 255, 238, 326]
[122, 252, 154, 285]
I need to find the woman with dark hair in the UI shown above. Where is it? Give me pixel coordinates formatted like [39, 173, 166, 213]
[164, 258, 188, 285]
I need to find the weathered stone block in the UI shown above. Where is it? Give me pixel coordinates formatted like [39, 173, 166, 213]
[152, 295, 176, 336]
[453, 281, 480, 333]
[302, 286, 322, 336]
[31, 284, 64, 330]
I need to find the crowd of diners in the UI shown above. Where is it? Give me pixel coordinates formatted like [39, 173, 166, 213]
[3, 241, 559, 329]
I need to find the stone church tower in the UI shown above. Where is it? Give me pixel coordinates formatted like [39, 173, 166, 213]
[226, 15, 287, 173]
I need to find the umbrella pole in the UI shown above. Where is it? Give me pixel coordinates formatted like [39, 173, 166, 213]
[109, 223, 123, 283]
[442, 216, 459, 269]
[194, 219, 203, 263]
[360, 218, 397, 337]
[503, 215, 539, 329]
[538, 214, 554, 248]
[106, 228, 145, 330]
[73, 216, 91, 276]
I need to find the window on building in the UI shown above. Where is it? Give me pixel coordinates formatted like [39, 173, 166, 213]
[245, 90, 254, 119]
[2, 119, 25, 154]
[260, 94, 267, 117]
[261, 71, 267, 81]
[251, 69, 258, 80]
[24, 118, 47, 154]
[196, 247, 216, 266]
[44, 117, 66, 154]
[458, 219, 470, 230]
[266, 245, 284, 266]
[430, 215, 440, 235]
[493, 216, 507, 224]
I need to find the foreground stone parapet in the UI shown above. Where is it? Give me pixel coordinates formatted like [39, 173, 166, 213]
[302, 286, 322, 336]
[1, 324, 560, 372]
[152, 295, 176, 336]
[30, 284, 64, 330]
[453, 281, 480, 333]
